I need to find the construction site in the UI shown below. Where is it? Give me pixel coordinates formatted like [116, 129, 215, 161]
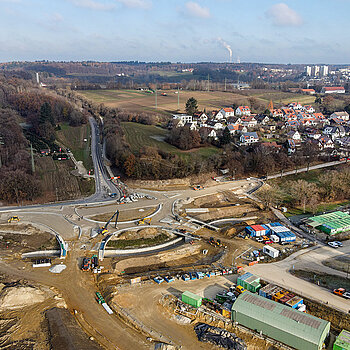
[0, 117, 349, 350]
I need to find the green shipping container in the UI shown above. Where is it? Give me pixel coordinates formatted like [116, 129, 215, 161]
[334, 330, 350, 350]
[181, 291, 202, 308]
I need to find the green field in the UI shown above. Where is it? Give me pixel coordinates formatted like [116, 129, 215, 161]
[121, 122, 219, 158]
[78, 88, 317, 115]
[56, 122, 93, 170]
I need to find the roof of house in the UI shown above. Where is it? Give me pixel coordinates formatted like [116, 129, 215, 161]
[331, 111, 349, 117]
[222, 107, 235, 113]
[241, 132, 258, 139]
[237, 106, 251, 111]
[323, 86, 345, 91]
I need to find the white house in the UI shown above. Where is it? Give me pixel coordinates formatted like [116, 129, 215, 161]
[219, 107, 235, 119]
[235, 106, 251, 116]
[286, 130, 301, 141]
[172, 114, 192, 127]
[304, 105, 316, 113]
[208, 120, 225, 130]
[322, 87, 345, 94]
[289, 102, 303, 110]
[323, 125, 346, 140]
[241, 116, 257, 128]
[330, 112, 349, 121]
[318, 136, 334, 149]
[240, 132, 259, 145]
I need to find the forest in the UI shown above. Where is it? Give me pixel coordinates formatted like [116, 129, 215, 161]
[0, 72, 86, 203]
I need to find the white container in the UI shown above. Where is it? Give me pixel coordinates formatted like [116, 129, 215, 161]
[270, 235, 279, 243]
[263, 246, 280, 258]
[102, 302, 113, 315]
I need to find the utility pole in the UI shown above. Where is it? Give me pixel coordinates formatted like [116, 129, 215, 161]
[155, 88, 157, 109]
[224, 77, 227, 92]
[30, 143, 35, 173]
[207, 74, 210, 92]
[177, 85, 180, 109]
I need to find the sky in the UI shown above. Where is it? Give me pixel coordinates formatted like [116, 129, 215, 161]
[0, 0, 349, 64]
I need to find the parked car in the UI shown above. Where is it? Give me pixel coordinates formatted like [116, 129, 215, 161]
[333, 288, 346, 296]
[343, 291, 350, 299]
[154, 276, 164, 284]
[328, 242, 339, 248]
[264, 240, 273, 245]
[333, 241, 343, 247]
[236, 286, 247, 294]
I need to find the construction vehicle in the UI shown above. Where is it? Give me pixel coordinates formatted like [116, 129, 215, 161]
[98, 209, 119, 235]
[137, 217, 152, 225]
[8, 216, 20, 223]
[209, 237, 225, 248]
[82, 257, 91, 271]
[192, 185, 204, 191]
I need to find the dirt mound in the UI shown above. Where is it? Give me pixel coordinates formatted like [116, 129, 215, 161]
[0, 286, 46, 311]
[222, 227, 237, 236]
[118, 228, 160, 240]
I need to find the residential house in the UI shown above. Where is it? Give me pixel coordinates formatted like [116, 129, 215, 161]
[330, 111, 349, 121]
[318, 136, 334, 150]
[219, 107, 235, 119]
[172, 114, 192, 127]
[240, 132, 259, 145]
[256, 114, 270, 125]
[300, 89, 316, 95]
[193, 112, 208, 125]
[207, 120, 225, 130]
[322, 86, 345, 94]
[286, 130, 301, 141]
[227, 116, 242, 125]
[304, 105, 316, 113]
[285, 120, 300, 129]
[227, 124, 241, 135]
[270, 109, 283, 118]
[323, 125, 346, 140]
[335, 136, 350, 148]
[235, 106, 251, 116]
[288, 102, 303, 110]
[286, 139, 301, 154]
[241, 115, 257, 128]
[306, 129, 321, 140]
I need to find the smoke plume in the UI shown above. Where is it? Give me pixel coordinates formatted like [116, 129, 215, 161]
[218, 37, 232, 63]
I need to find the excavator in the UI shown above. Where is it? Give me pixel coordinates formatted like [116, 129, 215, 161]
[137, 217, 152, 225]
[97, 209, 119, 235]
[8, 216, 20, 223]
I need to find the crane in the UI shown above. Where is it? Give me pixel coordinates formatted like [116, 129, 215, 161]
[98, 209, 119, 235]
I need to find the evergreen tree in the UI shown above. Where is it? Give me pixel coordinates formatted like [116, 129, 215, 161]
[185, 97, 198, 116]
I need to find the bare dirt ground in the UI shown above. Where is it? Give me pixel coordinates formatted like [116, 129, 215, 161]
[0, 223, 58, 257]
[90, 206, 158, 222]
[104, 275, 279, 350]
[0, 275, 65, 350]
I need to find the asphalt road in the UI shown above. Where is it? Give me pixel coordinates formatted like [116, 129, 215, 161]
[246, 241, 350, 313]
[267, 159, 347, 180]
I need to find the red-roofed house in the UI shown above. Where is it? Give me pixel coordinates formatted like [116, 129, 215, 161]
[220, 107, 235, 118]
[235, 106, 251, 116]
[322, 86, 345, 94]
[301, 89, 316, 95]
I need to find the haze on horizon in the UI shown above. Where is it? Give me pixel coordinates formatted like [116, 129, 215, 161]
[0, 0, 349, 65]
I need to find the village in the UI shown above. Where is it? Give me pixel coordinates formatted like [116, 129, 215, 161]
[171, 94, 350, 156]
